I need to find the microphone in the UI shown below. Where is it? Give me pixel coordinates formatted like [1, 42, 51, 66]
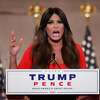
[48, 53, 60, 68]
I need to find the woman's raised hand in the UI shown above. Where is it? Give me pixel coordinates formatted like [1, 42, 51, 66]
[9, 31, 23, 57]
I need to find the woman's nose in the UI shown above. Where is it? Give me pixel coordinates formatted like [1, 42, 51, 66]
[53, 23, 59, 28]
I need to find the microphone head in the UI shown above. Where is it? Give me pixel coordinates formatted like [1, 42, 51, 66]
[48, 53, 55, 64]
[52, 53, 55, 60]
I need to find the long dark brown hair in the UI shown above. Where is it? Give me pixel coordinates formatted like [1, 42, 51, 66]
[32, 7, 80, 69]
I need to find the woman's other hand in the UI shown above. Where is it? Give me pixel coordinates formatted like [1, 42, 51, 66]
[9, 31, 23, 69]
[9, 31, 23, 56]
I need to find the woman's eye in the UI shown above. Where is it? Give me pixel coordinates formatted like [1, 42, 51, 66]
[47, 21, 53, 24]
[58, 20, 63, 23]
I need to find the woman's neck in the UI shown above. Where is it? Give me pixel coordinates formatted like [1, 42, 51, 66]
[48, 39, 63, 51]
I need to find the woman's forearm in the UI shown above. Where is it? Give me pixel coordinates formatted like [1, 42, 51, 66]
[9, 55, 17, 69]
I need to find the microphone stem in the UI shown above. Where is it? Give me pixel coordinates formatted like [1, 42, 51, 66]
[49, 53, 61, 68]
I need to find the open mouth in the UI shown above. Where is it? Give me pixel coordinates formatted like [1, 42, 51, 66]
[52, 31, 60, 37]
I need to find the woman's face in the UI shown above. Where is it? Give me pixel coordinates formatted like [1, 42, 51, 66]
[46, 14, 64, 42]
